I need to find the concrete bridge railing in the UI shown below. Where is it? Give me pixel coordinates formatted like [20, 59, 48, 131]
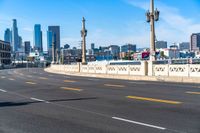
[153, 64, 200, 77]
[50, 61, 148, 76]
[49, 61, 200, 78]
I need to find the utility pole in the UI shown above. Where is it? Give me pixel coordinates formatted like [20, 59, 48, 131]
[81, 17, 87, 65]
[146, 0, 160, 61]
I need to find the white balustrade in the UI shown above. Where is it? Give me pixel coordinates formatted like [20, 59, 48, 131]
[50, 62, 200, 78]
[153, 65, 168, 76]
[189, 64, 200, 77]
[169, 64, 189, 77]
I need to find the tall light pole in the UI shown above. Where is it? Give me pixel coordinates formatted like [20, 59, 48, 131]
[81, 17, 87, 65]
[146, 0, 160, 61]
[51, 34, 55, 64]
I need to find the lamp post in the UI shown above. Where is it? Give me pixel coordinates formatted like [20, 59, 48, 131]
[81, 17, 87, 65]
[146, 0, 160, 61]
[51, 34, 55, 64]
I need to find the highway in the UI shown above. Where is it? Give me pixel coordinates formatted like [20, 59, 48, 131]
[0, 68, 200, 133]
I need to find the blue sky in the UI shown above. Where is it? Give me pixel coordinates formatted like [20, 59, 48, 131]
[0, 0, 200, 50]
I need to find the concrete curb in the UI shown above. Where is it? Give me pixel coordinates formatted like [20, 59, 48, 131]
[44, 68, 200, 84]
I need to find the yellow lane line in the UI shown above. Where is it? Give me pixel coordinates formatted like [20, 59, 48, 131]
[60, 87, 82, 91]
[26, 82, 37, 85]
[64, 80, 76, 83]
[186, 91, 200, 95]
[104, 84, 125, 88]
[126, 96, 182, 105]
[39, 77, 48, 80]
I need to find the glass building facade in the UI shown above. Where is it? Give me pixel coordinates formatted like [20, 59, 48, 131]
[12, 19, 19, 52]
[4, 28, 11, 43]
[48, 26, 60, 51]
[34, 24, 43, 53]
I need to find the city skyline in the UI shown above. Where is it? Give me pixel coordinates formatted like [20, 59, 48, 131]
[0, 0, 200, 51]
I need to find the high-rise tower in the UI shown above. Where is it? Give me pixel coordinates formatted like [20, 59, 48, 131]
[34, 24, 43, 53]
[12, 19, 19, 52]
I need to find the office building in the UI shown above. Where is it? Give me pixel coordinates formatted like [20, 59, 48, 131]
[24, 41, 31, 55]
[12, 19, 19, 52]
[4, 28, 11, 43]
[155, 41, 167, 49]
[0, 40, 11, 65]
[91, 43, 95, 49]
[109, 45, 120, 59]
[48, 26, 60, 51]
[190, 33, 200, 51]
[18, 36, 23, 48]
[34, 24, 43, 52]
[121, 44, 136, 52]
[179, 42, 190, 51]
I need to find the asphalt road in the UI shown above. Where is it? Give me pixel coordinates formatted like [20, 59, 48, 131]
[0, 68, 200, 133]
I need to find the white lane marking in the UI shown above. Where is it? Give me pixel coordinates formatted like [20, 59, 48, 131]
[8, 78, 15, 81]
[1, 76, 6, 79]
[112, 117, 166, 130]
[30, 97, 49, 103]
[0, 89, 7, 93]
[19, 73, 24, 76]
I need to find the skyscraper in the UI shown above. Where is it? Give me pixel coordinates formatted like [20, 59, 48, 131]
[18, 36, 23, 48]
[179, 42, 190, 51]
[4, 28, 11, 43]
[24, 41, 31, 55]
[48, 26, 60, 51]
[91, 43, 95, 50]
[34, 24, 43, 53]
[121, 44, 136, 52]
[190, 33, 200, 51]
[12, 19, 19, 52]
[47, 31, 53, 50]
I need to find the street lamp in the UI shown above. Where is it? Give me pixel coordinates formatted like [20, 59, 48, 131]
[81, 17, 87, 65]
[146, 0, 160, 61]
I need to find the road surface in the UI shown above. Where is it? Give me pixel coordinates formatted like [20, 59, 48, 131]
[0, 68, 199, 133]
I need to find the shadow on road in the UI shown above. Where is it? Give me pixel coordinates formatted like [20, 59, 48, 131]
[0, 97, 98, 108]
[0, 101, 39, 108]
[48, 97, 98, 102]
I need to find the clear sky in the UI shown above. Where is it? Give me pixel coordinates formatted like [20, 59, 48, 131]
[0, 0, 200, 51]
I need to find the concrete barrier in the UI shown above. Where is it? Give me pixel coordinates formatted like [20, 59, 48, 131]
[47, 61, 200, 83]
